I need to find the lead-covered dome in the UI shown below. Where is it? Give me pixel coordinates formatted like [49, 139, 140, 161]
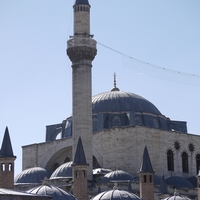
[60, 85, 187, 140]
[162, 195, 192, 200]
[92, 90, 161, 115]
[50, 161, 72, 180]
[92, 189, 141, 200]
[15, 167, 49, 185]
[99, 170, 136, 183]
[27, 183, 77, 200]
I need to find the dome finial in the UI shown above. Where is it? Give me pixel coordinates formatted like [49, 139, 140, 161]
[114, 72, 117, 88]
[111, 73, 120, 91]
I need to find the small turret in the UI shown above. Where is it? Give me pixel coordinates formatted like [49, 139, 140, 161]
[72, 137, 88, 200]
[138, 146, 154, 200]
[0, 127, 16, 189]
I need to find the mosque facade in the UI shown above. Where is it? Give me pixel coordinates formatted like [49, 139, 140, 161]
[1, 0, 200, 200]
[21, 0, 200, 199]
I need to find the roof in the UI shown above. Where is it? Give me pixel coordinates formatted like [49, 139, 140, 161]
[92, 189, 141, 200]
[0, 127, 15, 158]
[139, 146, 154, 173]
[73, 137, 87, 165]
[74, 0, 89, 5]
[92, 90, 161, 115]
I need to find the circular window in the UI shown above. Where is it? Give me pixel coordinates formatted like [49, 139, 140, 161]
[188, 143, 195, 152]
[174, 141, 180, 150]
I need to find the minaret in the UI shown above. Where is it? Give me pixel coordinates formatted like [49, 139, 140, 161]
[138, 146, 154, 200]
[67, 0, 96, 180]
[72, 137, 88, 200]
[0, 127, 16, 189]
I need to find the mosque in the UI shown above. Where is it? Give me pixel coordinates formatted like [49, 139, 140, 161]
[1, 0, 200, 200]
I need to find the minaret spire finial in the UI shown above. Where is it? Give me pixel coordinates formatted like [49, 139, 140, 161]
[114, 72, 117, 88]
[111, 72, 120, 92]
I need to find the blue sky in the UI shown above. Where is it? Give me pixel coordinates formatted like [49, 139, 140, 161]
[0, 0, 200, 176]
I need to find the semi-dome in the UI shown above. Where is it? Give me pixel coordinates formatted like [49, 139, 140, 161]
[27, 183, 77, 200]
[92, 90, 161, 115]
[50, 161, 72, 180]
[92, 189, 141, 200]
[15, 167, 49, 185]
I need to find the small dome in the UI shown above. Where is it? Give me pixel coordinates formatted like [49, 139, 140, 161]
[92, 189, 141, 200]
[92, 90, 161, 115]
[99, 170, 136, 183]
[166, 176, 194, 189]
[27, 183, 77, 200]
[50, 161, 72, 180]
[162, 195, 192, 200]
[14, 167, 49, 185]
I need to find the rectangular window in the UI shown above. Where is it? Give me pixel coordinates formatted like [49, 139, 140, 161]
[144, 175, 147, 183]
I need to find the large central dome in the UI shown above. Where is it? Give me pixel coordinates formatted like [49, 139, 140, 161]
[92, 90, 161, 115]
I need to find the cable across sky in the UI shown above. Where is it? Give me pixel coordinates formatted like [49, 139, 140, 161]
[98, 42, 200, 86]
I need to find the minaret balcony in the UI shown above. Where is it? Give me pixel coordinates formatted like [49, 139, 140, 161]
[67, 38, 97, 62]
[67, 38, 96, 49]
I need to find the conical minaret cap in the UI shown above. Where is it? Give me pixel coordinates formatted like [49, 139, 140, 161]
[159, 175, 169, 194]
[75, 0, 89, 5]
[0, 127, 16, 158]
[73, 137, 88, 165]
[139, 146, 154, 173]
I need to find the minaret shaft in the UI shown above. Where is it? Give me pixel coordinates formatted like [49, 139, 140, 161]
[72, 61, 93, 179]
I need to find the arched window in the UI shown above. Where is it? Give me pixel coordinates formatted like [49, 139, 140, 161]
[135, 116, 142, 125]
[182, 152, 189, 173]
[153, 119, 159, 128]
[53, 163, 59, 171]
[64, 157, 70, 163]
[112, 116, 121, 127]
[196, 154, 200, 174]
[167, 150, 174, 171]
